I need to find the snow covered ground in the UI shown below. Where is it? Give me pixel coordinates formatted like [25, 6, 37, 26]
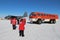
[0, 18, 60, 40]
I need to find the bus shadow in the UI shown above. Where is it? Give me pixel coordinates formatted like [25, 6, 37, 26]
[27, 22, 55, 24]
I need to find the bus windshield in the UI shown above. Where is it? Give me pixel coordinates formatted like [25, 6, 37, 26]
[30, 12, 36, 16]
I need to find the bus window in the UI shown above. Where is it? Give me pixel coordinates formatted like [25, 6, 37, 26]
[38, 14, 43, 16]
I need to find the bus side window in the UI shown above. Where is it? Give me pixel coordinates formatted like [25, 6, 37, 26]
[38, 14, 43, 16]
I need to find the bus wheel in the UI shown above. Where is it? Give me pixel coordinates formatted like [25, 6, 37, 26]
[50, 19, 56, 24]
[37, 19, 42, 24]
[53, 20, 56, 24]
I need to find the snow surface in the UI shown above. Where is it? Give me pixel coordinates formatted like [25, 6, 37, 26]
[0, 18, 60, 40]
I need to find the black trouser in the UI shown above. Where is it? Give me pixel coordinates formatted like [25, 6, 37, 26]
[12, 25, 16, 30]
[19, 30, 24, 37]
[17, 19, 19, 24]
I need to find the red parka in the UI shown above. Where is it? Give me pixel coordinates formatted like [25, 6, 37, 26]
[19, 19, 26, 30]
[11, 18, 16, 25]
[23, 18, 26, 25]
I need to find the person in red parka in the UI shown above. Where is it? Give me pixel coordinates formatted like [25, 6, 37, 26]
[19, 18, 26, 37]
[11, 18, 17, 30]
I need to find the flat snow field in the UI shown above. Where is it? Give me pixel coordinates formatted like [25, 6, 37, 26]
[0, 18, 60, 40]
